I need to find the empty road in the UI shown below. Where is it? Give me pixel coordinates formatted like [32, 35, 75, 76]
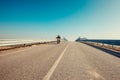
[0, 42, 120, 80]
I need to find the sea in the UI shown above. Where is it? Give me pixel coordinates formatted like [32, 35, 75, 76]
[0, 40, 38, 46]
[80, 40, 120, 46]
[0, 39, 53, 46]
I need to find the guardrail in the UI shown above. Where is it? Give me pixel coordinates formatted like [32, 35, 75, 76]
[0, 41, 56, 51]
[80, 41, 120, 51]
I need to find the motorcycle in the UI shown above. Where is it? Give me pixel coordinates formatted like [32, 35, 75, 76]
[57, 39, 60, 44]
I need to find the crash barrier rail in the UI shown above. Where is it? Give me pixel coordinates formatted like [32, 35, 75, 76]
[80, 41, 120, 52]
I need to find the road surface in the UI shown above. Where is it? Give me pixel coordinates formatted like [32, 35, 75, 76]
[0, 42, 120, 80]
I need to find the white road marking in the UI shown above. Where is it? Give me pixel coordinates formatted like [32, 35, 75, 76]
[0, 47, 32, 57]
[43, 45, 69, 80]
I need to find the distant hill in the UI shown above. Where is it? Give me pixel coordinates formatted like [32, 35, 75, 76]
[75, 37, 87, 42]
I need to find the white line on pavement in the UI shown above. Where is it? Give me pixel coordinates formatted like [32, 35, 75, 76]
[43, 45, 69, 80]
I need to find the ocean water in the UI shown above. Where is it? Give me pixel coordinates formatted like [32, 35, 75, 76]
[0, 40, 40, 46]
[80, 40, 120, 46]
[0, 39, 53, 46]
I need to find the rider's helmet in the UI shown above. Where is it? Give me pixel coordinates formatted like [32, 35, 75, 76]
[56, 35, 61, 39]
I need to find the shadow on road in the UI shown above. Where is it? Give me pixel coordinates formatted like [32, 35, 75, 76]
[85, 44, 120, 58]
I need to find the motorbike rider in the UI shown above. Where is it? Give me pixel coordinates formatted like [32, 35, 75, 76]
[56, 35, 61, 44]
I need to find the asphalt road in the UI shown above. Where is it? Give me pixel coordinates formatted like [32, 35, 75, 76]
[0, 42, 120, 80]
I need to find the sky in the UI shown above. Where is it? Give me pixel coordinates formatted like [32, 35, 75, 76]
[0, 0, 120, 41]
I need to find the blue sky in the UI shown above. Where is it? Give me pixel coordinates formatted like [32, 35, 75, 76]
[0, 0, 120, 41]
